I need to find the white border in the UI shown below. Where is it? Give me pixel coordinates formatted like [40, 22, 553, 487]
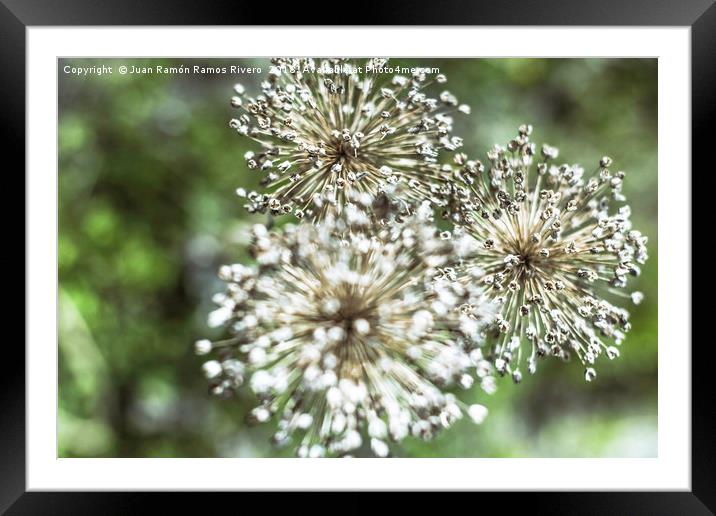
[27, 27, 690, 490]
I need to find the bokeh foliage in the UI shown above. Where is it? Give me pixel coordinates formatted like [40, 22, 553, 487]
[59, 58, 657, 457]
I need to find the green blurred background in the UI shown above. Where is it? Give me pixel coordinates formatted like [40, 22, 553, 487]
[58, 58, 657, 458]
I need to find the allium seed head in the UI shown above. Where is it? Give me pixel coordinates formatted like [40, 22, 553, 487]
[442, 126, 648, 381]
[197, 200, 495, 456]
[230, 58, 466, 222]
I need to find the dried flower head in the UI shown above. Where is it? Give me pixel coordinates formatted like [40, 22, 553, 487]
[196, 200, 495, 457]
[230, 58, 467, 222]
[442, 125, 648, 382]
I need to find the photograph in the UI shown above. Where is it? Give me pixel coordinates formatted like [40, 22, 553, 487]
[57, 56, 658, 459]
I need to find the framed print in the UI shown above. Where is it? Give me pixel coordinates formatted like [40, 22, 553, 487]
[4, 0, 713, 513]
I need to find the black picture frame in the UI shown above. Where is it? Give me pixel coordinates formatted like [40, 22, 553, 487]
[4, 1, 712, 513]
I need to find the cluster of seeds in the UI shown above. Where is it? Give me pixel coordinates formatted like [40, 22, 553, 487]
[439, 125, 648, 382]
[229, 58, 467, 221]
[197, 59, 650, 457]
[196, 198, 495, 457]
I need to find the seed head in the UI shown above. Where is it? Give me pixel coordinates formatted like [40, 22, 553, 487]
[442, 126, 648, 381]
[197, 200, 495, 456]
[230, 58, 466, 222]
